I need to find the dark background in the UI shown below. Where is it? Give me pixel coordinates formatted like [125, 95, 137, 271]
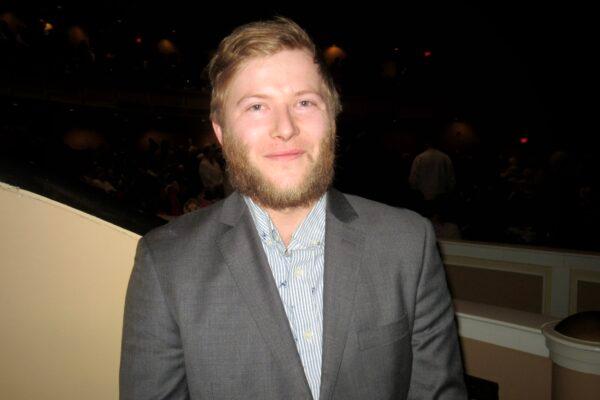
[1, 1, 598, 250]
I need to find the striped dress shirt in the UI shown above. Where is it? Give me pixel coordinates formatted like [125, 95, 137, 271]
[244, 194, 326, 400]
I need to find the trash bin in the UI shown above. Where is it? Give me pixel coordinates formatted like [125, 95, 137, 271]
[542, 311, 600, 400]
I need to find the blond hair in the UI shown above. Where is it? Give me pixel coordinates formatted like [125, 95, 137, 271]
[207, 17, 341, 125]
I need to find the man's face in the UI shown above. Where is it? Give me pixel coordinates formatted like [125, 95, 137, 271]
[212, 49, 335, 210]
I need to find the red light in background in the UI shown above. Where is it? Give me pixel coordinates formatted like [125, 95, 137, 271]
[520, 137, 529, 144]
[135, 36, 142, 45]
[423, 49, 432, 58]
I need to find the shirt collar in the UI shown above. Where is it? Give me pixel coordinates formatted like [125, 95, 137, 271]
[243, 194, 327, 250]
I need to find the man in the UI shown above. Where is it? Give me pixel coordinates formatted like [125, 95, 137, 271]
[409, 141, 456, 203]
[120, 17, 467, 400]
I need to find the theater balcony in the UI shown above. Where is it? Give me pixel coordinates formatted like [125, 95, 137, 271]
[1, 177, 599, 400]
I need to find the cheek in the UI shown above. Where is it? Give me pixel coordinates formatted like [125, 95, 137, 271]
[300, 117, 330, 147]
[226, 120, 268, 150]
[301, 115, 328, 130]
[240, 121, 276, 143]
[234, 111, 274, 132]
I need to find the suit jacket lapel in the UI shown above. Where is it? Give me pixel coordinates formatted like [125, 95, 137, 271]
[319, 189, 366, 400]
[217, 192, 313, 398]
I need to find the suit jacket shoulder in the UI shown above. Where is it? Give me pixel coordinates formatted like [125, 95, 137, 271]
[338, 192, 434, 262]
[142, 198, 225, 252]
[342, 192, 427, 231]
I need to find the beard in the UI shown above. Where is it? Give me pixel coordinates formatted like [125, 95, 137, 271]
[221, 128, 336, 210]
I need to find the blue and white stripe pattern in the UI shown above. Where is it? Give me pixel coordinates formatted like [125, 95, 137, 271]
[244, 194, 326, 400]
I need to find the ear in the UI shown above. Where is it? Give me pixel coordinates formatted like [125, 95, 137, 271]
[211, 119, 224, 145]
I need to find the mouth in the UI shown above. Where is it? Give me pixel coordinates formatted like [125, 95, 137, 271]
[265, 150, 305, 161]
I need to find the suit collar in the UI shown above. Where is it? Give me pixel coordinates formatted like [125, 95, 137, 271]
[218, 189, 365, 400]
[320, 190, 365, 400]
[219, 190, 247, 227]
[217, 191, 313, 397]
[219, 188, 358, 227]
[326, 187, 359, 224]
[243, 194, 327, 249]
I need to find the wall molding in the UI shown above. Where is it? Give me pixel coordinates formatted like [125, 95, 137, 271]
[441, 239, 600, 317]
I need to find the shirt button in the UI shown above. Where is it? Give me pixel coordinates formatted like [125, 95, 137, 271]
[303, 330, 314, 340]
[284, 249, 291, 257]
[294, 268, 304, 278]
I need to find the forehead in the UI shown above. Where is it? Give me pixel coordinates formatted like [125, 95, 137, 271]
[224, 49, 324, 103]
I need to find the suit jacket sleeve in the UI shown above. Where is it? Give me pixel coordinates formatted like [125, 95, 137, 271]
[120, 237, 190, 400]
[407, 219, 467, 399]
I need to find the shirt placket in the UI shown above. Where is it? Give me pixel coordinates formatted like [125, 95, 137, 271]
[291, 247, 319, 356]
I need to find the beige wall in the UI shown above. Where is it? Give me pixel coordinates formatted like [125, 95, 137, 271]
[446, 263, 545, 313]
[461, 337, 552, 400]
[552, 364, 600, 400]
[577, 280, 600, 312]
[0, 183, 139, 400]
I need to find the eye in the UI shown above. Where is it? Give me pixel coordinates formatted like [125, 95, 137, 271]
[247, 104, 264, 112]
[298, 100, 315, 108]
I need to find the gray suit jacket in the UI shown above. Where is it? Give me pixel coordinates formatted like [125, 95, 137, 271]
[120, 189, 467, 400]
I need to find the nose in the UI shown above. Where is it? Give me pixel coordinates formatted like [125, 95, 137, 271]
[271, 105, 299, 141]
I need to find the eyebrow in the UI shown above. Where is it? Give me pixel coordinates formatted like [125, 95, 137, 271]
[235, 90, 325, 107]
[235, 94, 270, 107]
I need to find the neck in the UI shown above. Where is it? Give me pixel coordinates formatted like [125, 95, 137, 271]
[263, 202, 315, 247]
